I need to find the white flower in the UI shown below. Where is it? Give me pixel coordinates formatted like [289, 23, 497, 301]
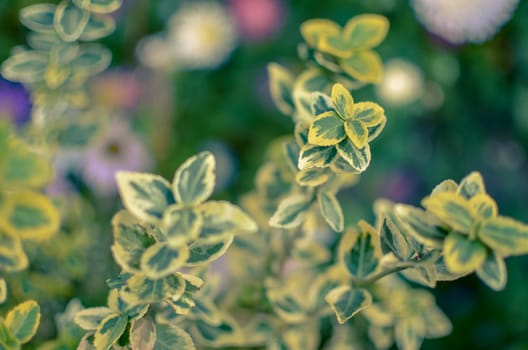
[138, 2, 238, 70]
[411, 0, 519, 44]
[375, 59, 424, 107]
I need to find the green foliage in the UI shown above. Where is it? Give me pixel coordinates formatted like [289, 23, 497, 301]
[0, 300, 41, 349]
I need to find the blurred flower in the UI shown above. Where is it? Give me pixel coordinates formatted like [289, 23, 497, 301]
[138, 2, 238, 71]
[90, 69, 142, 111]
[375, 59, 424, 107]
[82, 118, 152, 195]
[0, 78, 31, 126]
[411, 0, 519, 44]
[228, 0, 284, 42]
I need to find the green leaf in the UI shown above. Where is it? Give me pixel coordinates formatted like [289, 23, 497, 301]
[308, 111, 346, 146]
[5, 300, 40, 344]
[269, 195, 312, 228]
[443, 232, 486, 274]
[130, 318, 157, 350]
[394, 319, 423, 350]
[298, 144, 337, 170]
[111, 211, 156, 273]
[394, 204, 447, 247]
[268, 63, 295, 115]
[70, 44, 112, 78]
[0, 278, 6, 304]
[0, 318, 18, 350]
[122, 274, 186, 305]
[432, 179, 458, 194]
[295, 167, 330, 187]
[93, 314, 128, 350]
[1, 51, 48, 84]
[336, 138, 371, 173]
[54, 0, 90, 42]
[478, 216, 528, 256]
[140, 243, 189, 279]
[311, 92, 335, 117]
[81, 14, 115, 41]
[344, 119, 368, 149]
[318, 192, 344, 232]
[339, 223, 380, 279]
[154, 324, 195, 350]
[1, 190, 60, 240]
[161, 206, 202, 246]
[342, 14, 389, 49]
[422, 192, 474, 233]
[476, 251, 507, 291]
[173, 152, 216, 206]
[185, 234, 234, 266]
[198, 201, 258, 242]
[325, 286, 372, 324]
[300, 19, 341, 48]
[456, 172, 486, 199]
[331, 83, 354, 119]
[74, 307, 115, 331]
[19, 4, 56, 33]
[469, 194, 497, 219]
[73, 0, 123, 14]
[339, 50, 383, 83]
[351, 101, 385, 126]
[366, 114, 387, 142]
[0, 230, 28, 272]
[116, 172, 174, 223]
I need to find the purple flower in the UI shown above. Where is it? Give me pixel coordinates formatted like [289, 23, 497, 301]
[0, 78, 32, 126]
[82, 118, 152, 195]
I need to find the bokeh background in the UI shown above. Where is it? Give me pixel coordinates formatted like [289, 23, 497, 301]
[1, 0, 528, 349]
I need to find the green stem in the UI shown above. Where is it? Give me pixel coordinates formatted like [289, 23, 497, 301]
[353, 262, 416, 288]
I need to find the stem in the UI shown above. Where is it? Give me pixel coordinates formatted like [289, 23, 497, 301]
[353, 262, 416, 288]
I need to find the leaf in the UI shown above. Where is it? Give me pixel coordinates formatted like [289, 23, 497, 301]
[476, 251, 507, 291]
[443, 232, 487, 274]
[469, 194, 497, 219]
[115, 172, 174, 223]
[70, 44, 112, 78]
[122, 274, 186, 306]
[93, 314, 128, 350]
[351, 101, 385, 126]
[19, 4, 56, 33]
[308, 111, 346, 146]
[422, 305, 452, 338]
[74, 307, 115, 331]
[266, 287, 306, 323]
[5, 300, 40, 344]
[111, 211, 156, 273]
[0, 278, 6, 304]
[54, 0, 90, 42]
[1, 51, 48, 84]
[456, 172, 486, 199]
[0, 230, 28, 272]
[161, 206, 202, 246]
[295, 167, 330, 187]
[140, 243, 189, 279]
[339, 50, 383, 83]
[318, 192, 344, 232]
[310, 92, 335, 117]
[478, 216, 528, 256]
[269, 195, 312, 228]
[154, 324, 195, 350]
[344, 119, 368, 149]
[198, 201, 257, 242]
[394, 319, 423, 350]
[1, 190, 60, 240]
[268, 63, 295, 115]
[394, 204, 447, 247]
[336, 138, 371, 173]
[367, 114, 386, 142]
[331, 83, 354, 118]
[422, 192, 474, 233]
[298, 144, 337, 170]
[130, 318, 157, 350]
[325, 286, 372, 324]
[0, 318, 18, 350]
[185, 234, 234, 266]
[342, 14, 389, 49]
[432, 179, 458, 194]
[300, 19, 341, 48]
[73, 0, 123, 14]
[173, 152, 216, 206]
[81, 14, 115, 41]
[339, 223, 380, 279]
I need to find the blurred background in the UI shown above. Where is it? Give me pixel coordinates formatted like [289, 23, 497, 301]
[1, 0, 528, 349]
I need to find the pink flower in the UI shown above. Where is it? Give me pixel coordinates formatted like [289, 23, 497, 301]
[90, 69, 142, 111]
[229, 0, 285, 42]
[82, 118, 152, 195]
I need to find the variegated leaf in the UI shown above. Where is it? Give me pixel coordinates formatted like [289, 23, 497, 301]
[456, 171, 486, 199]
[476, 251, 507, 291]
[344, 118, 368, 149]
[198, 201, 257, 242]
[342, 14, 389, 49]
[325, 286, 372, 324]
[478, 216, 528, 256]
[295, 167, 330, 187]
[339, 50, 383, 83]
[154, 324, 195, 350]
[298, 144, 337, 170]
[173, 152, 215, 206]
[54, 0, 90, 42]
[140, 243, 189, 279]
[116, 172, 174, 223]
[0, 230, 28, 272]
[0, 278, 6, 304]
[93, 314, 128, 350]
[122, 274, 186, 306]
[336, 138, 370, 173]
[1, 51, 48, 84]
[268, 63, 295, 115]
[72, 0, 122, 14]
[318, 191, 344, 232]
[185, 234, 234, 266]
[5, 300, 40, 344]
[394, 204, 447, 247]
[339, 222, 380, 279]
[331, 83, 354, 119]
[81, 14, 116, 41]
[308, 111, 346, 146]
[300, 19, 341, 48]
[352, 101, 385, 126]
[422, 192, 475, 233]
[161, 206, 202, 246]
[19, 4, 56, 33]
[130, 318, 157, 350]
[443, 232, 486, 274]
[269, 195, 312, 228]
[74, 307, 115, 331]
